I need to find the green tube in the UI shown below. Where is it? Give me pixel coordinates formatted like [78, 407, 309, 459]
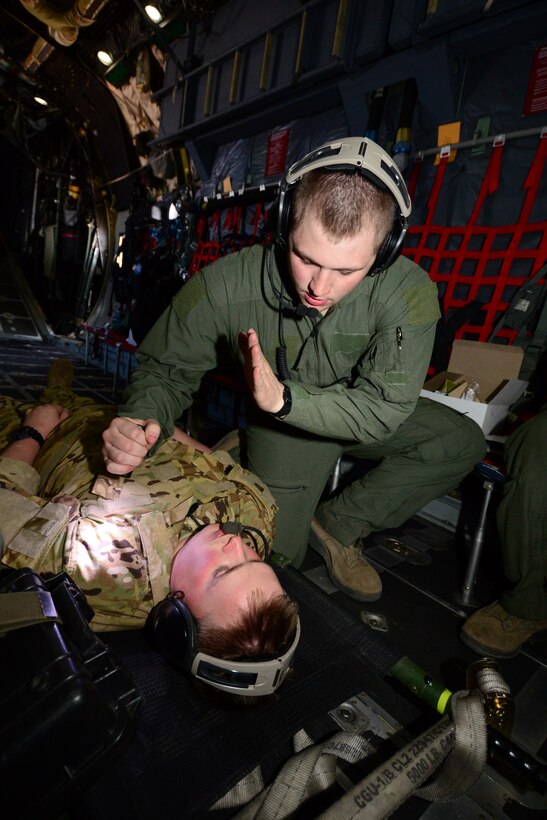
[391, 657, 452, 715]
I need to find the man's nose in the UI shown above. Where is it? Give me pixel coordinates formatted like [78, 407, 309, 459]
[309, 268, 331, 296]
[221, 535, 247, 559]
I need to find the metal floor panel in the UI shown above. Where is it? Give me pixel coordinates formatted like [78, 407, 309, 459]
[0, 339, 117, 404]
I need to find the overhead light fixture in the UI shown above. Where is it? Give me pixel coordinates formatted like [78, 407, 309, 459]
[144, 5, 163, 24]
[97, 50, 113, 66]
[34, 96, 48, 106]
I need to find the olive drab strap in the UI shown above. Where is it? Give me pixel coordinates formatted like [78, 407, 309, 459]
[0, 590, 60, 633]
[487, 263, 547, 378]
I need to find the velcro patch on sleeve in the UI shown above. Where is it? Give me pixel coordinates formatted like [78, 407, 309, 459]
[404, 282, 441, 324]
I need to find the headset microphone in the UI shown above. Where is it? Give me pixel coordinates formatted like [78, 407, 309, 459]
[293, 303, 319, 319]
[220, 522, 243, 535]
[280, 300, 319, 320]
[220, 521, 271, 562]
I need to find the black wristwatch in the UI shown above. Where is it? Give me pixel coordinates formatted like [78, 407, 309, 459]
[269, 384, 292, 420]
[7, 425, 46, 447]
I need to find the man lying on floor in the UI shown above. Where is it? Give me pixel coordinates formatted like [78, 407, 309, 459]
[0, 361, 299, 703]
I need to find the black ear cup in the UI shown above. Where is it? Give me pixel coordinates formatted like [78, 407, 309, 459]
[369, 212, 408, 275]
[148, 594, 197, 671]
[274, 181, 291, 251]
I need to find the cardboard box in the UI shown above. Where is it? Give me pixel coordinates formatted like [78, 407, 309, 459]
[420, 340, 528, 434]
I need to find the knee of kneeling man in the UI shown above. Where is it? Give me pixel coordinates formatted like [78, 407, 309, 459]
[450, 416, 487, 465]
[417, 416, 486, 466]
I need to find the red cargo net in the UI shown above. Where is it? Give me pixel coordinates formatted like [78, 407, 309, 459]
[403, 136, 547, 343]
[189, 202, 272, 274]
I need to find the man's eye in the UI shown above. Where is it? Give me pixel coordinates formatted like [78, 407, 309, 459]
[213, 565, 229, 578]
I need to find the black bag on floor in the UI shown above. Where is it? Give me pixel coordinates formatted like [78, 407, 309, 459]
[0, 567, 142, 820]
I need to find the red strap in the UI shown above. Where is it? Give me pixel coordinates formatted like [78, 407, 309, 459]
[519, 134, 547, 224]
[468, 143, 503, 225]
[407, 156, 423, 203]
[425, 154, 450, 225]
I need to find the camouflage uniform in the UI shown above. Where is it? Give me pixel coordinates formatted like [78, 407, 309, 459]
[0, 389, 277, 632]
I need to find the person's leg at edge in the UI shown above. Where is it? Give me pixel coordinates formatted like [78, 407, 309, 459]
[315, 398, 486, 547]
[0, 359, 116, 498]
[461, 405, 547, 658]
[0, 358, 96, 451]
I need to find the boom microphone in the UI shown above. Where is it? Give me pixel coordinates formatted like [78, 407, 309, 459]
[284, 301, 320, 320]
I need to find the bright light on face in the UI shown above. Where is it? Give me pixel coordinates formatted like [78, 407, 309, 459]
[145, 5, 163, 23]
[97, 50, 113, 66]
[170, 524, 283, 624]
[34, 96, 48, 106]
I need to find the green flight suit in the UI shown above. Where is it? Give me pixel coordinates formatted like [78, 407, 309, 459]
[120, 244, 486, 565]
[497, 404, 547, 620]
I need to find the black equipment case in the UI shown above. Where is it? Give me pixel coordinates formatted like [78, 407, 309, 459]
[0, 567, 141, 820]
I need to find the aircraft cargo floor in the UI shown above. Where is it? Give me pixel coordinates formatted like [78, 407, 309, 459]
[1, 338, 545, 819]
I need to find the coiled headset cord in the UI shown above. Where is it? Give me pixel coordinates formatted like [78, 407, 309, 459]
[266, 245, 318, 382]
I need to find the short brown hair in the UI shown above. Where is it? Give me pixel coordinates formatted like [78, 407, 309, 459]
[196, 592, 300, 707]
[291, 169, 396, 252]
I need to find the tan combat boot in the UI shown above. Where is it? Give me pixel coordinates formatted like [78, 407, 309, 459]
[46, 358, 74, 389]
[310, 518, 382, 602]
[461, 601, 547, 658]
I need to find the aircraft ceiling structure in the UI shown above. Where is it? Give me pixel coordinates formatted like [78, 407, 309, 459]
[0, 0, 229, 340]
[0, 0, 227, 205]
